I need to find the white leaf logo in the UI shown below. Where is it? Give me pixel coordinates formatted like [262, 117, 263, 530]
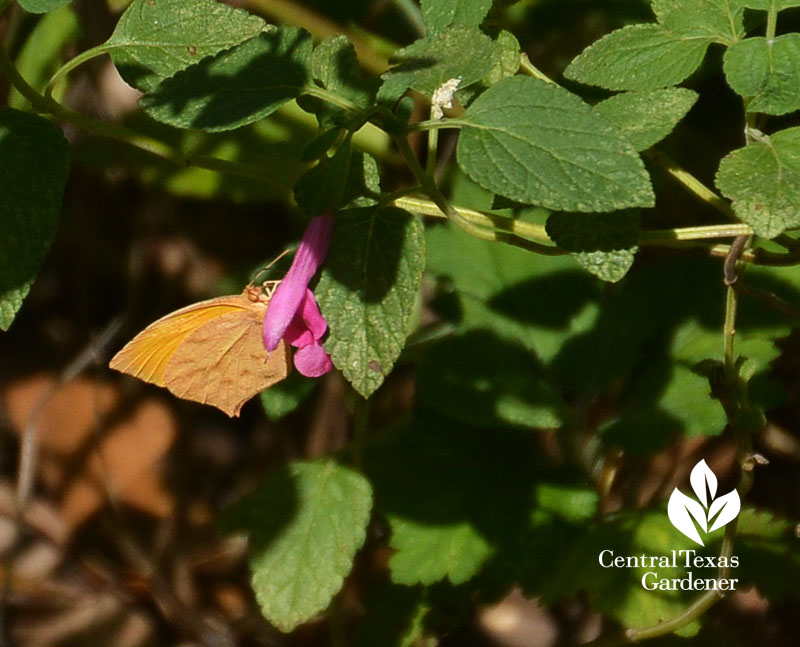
[667, 459, 741, 546]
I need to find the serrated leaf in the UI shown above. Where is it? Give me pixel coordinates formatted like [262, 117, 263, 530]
[456, 29, 521, 107]
[107, 0, 267, 92]
[456, 76, 654, 211]
[484, 29, 520, 85]
[379, 25, 499, 102]
[140, 28, 311, 132]
[564, 24, 710, 91]
[227, 460, 372, 632]
[366, 421, 540, 587]
[592, 88, 698, 151]
[17, 0, 69, 13]
[658, 0, 745, 43]
[421, 0, 492, 34]
[389, 518, 492, 585]
[311, 35, 378, 109]
[315, 206, 424, 397]
[724, 34, 800, 115]
[0, 109, 70, 331]
[546, 211, 639, 282]
[716, 126, 800, 237]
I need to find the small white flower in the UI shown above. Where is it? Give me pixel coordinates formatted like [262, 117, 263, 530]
[431, 77, 462, 120]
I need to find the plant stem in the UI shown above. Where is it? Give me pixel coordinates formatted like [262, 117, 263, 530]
[639, 224, 753, 243]
[644, 150, 736, 220]
[766, 5, 778, 42]
[304, 84, 362, 112]
[394, 195, 761, 248]
[45, 43, 112, 96]
[723, 285, 738, 380]
[402, 118, 456, 134]
[519, 52, 555, 84]
[425, 123, 439, 176]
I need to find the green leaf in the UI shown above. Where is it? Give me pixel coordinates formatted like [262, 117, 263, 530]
[564, 24, 710, 91]
[226, 460, 372, 632]
[456, 29, 521, 106]
[484, 29, 520, 85]
[295, 144, 382, 217]
[315, 206, 425, 398]
[592, 88, 698, 151]
[366, 422, 540, 587]
[546, 211, 640, 282]
[736, 508, 800, 602]
[108, 0, 267, 92]
[379, 25, 499, 101]
[17, 0, 69, 13]
[416, 331, 565, 428]
[140, 28, 312, 132]
[311, 35, 378, 109]
[658, 0, 745, 43]
[421, 0, 492, 34]
[0, 109, 70, 331]
[390, 518, 492, 585]
[716, 126, 800, 238]
[456, 76, 654, 212]
[724, 34, 800, 115]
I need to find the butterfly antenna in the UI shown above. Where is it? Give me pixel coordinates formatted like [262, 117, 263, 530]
[250, 248, 294, 286]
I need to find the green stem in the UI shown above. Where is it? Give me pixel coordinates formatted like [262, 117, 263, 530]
[639, 224, 752, 243]
[0, 0, 12, 15]
[766, 4, 778, 42]
[426, 124, 439, 176]
[394, 196, 759, 248]
[519, 52, 555, 84]
[303, 85, 362, 113]
[644, 150, 736, 220]
[402, 118, 456, 134]
[723, 285, 738, 380]
[45, 43, 112, 96]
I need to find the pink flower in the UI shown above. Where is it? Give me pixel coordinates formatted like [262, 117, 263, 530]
[263, 213, 334, 377]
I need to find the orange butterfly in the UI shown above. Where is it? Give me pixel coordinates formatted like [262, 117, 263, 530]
[109, 285, 290, 417]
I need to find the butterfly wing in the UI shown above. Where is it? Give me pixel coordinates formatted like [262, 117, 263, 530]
[163, 302, 291, 417]
[109, 294, 254, 386]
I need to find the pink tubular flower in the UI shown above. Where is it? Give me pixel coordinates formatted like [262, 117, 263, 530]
[263, 213, 334, 377]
